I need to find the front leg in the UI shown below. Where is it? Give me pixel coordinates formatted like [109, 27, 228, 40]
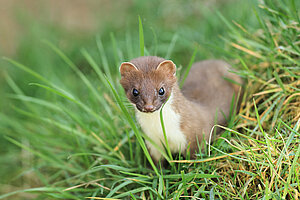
[145, 141, 163, 165]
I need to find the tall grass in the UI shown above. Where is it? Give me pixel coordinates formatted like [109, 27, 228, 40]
[1, 0, 299, 199]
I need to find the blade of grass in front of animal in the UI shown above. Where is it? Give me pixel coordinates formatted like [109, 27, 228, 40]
[160, 98, 174, 163]
[105, 76, 160, 176]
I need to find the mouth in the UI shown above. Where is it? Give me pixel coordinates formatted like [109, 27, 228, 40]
[136, 105, 160, 113]
[141, 109, 156, 113]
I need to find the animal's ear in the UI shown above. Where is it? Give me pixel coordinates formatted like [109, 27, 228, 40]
[119, 62, 139, 77]
[156, 60, 176, 77]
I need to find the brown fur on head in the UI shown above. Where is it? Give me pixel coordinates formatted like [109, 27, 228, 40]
[119, 56, 177, 113]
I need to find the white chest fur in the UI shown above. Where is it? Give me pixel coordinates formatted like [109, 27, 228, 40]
[135, 94, 187, 161]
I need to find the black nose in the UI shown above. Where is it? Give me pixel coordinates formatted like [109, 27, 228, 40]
[144, 104, 154, 112]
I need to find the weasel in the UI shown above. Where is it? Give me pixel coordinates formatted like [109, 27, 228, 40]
[119, 56, 241, 162]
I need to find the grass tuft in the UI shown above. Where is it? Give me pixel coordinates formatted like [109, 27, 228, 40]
[1, 0, 299, 199]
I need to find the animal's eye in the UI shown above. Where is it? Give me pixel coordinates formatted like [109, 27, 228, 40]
[132, 88, 139, 97]
[158, 87, 165, 96]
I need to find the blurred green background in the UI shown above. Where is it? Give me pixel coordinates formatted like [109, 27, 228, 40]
[3, 0, 298, 199]
[0, 0, 258, 113]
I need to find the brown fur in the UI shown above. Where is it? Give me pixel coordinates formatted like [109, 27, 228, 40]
[120, 56, 242, 159]
[178, 60, 242, 155]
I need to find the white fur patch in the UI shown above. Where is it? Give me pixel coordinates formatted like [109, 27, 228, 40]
[135, 93, 187, 161]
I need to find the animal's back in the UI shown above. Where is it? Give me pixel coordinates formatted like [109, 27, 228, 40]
[181, 60, 241, 125]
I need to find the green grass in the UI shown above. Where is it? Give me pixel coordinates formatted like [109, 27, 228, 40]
[0, 0, 299, 199]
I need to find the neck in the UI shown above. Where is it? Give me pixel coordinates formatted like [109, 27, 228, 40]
[167, 84, 189, 113]
[172, 83, 214, 131]
[135, 88, 188, 161]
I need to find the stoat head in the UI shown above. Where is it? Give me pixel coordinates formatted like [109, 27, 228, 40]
[119, 56, 177, 113]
